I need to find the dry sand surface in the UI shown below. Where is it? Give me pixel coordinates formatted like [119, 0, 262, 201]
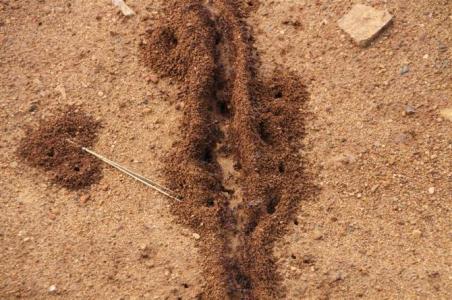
[0, 0, 451, 299]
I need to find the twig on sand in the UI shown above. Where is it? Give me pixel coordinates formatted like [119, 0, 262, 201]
[67, 139, 181, 202]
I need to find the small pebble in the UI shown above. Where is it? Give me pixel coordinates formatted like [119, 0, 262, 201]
[400, 65, 410, 75]
[404, 105, 416, 115]
[438, 42, 447, 52]
[29, 103, 38, 112]
[393, 132, 413, 144]
[147, 74, 159, 84]
[192, 233, 201, 240]
[330, 271, 345, 282]
[312, 230, 323, 240]
[48, 285, 57, 293]
[79, 194, 90, 204]
[440, 108, 452, 121]
[139, 244, 151, 259]
[142, 108, 153, 115]
[428, 187, 435, 194]
[412, 229, 422, 238]
[10, 161, 18, 168]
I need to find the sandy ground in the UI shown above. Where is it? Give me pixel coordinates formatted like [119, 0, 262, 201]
[0, 0, 450, 299]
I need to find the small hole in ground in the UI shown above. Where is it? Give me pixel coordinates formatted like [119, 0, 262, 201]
[205, 198, 215, 207]
[201, 147, 213, 163]
[278, 161, 285, 173]
[235, 272, 252, 290]
[160, 27, 178, 50]
[215, 32, 222, 45]
[273, 90, 283, 98]
[218, 101, 230, 116]
[244, 219, 257, 235]
[291, 254, 297, 259]
[182, 283, 189, 288]
[293, 219, 299, 225]
[266, 194, 280, 214]
[257, 121, 271, 144]
[73, 166, 80, 172]
[46, 149, 55, 157]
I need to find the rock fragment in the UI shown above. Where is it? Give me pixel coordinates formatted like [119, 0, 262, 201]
[400, 65, 410, 75]
[440, 108, 452, 121]
[79, 194, 90, 204]
[338, 4, 393, 47]
[48, 285, 57, 294]
[412, 229, 422, 238]
[438, 42, 448, 53]
[312, 230, 323, 240]
[112, 0, 135, 17]
[393, 132, 414, 144]
[404, 105, 416, 115]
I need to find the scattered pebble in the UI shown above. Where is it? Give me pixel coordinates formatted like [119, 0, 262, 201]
[330, 271, 345, 283]
[147, 74, 159, 84]
[139, 244, 152, 259]
[428, 187, 435, 195]
[404, 105, 416, 115]
[439, 108, 452, 121]
[29, 103, 38, 112]
[10, 161, 18, 168]
[79, 194, 90, 204]
[142, 107, 153, 115]
[370, 184, 379, 193]
[145, 260, 155, 268]
[393, 132, 413, 144]
[330, 153, 356, 166]
[400, 65, 410, 75]
[192, 233, 201, 240]
[412, 229, 422, 238]
[312, 230, 323, 240]
[438, 42, 448, 52]
[302, 254, 315, 264]
[48, 212, 57, 220]
[112, 0, 135, 17]
[48, 285, 57, 294]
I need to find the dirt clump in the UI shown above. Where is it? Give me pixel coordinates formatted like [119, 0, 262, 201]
[17, 107, 102, 190]
[143, 0, 311, 299]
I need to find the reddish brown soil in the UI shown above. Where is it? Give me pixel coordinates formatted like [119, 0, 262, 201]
[144, 1, 311, 298]
[17, 107, 102, 190]
[1, 0, 450, 299]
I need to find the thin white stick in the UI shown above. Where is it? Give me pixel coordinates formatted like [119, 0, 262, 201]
[67, 140, 181, 202]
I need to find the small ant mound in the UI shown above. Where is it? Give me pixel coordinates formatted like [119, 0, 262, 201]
[17, 106, 102, 190]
